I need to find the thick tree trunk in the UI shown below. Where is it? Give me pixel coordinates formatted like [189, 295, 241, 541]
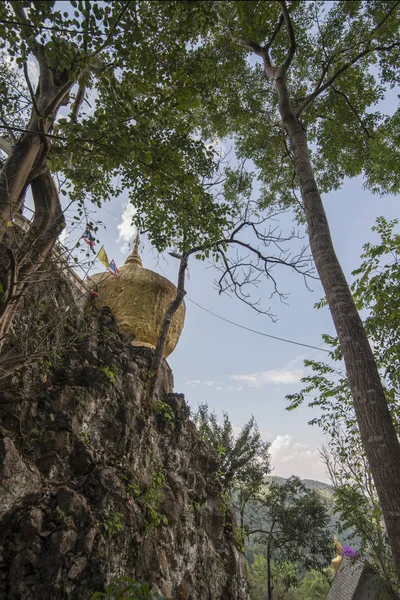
[0, 168, 64, 347]
[0, 134, 42, 238]
[0, 40, 74, 348]
[275, 72, 400, 579]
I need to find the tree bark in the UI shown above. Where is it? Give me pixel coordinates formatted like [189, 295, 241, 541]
[0, 168, 64, 347]
[0, 31, 75, 345]
[0, 133, 42, 238]
[275, 70, 400, 579]
[267, 542, 272, 600]
[147, 254, 188, 401]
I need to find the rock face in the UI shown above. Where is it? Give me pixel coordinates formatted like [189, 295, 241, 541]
[0, 289, 249, 599]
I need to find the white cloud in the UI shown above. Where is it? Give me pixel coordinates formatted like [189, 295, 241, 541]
[59, 227, 69, 245]
[270, 434, 329, 482]
[117, 203, 137, 254]
[230, 368, 304, 388]
[185, 379, 243, 392]
[186, 379, 221, 387]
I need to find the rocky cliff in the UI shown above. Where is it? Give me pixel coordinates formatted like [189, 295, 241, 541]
[0, 265, 249, 600]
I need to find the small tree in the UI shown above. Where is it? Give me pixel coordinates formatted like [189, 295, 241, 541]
[194, 403, 271, 492]
[193, 402, 271, 542]
[248, 477, 331, 600]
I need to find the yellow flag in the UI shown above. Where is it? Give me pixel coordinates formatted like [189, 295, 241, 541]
[97, 245, 110, 269]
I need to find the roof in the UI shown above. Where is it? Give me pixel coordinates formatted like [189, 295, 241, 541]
[326, 557, 397, 600]
[326, 557, 366, 600]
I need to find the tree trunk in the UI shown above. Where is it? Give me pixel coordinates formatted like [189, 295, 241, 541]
[147, 254, 188, 401]
[0, 168, 64, 347]
[0, 40, 74, 347]
[0, 133, 42, 238]
[267, 542, 272, 600]
[275, 71, 400, 579]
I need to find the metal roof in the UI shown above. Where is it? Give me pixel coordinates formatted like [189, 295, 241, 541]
[326, 557, 366, 600]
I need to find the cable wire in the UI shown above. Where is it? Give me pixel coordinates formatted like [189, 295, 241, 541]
[186, 297, 330, 353]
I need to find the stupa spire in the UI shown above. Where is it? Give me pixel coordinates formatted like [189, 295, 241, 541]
[125, 232, 142, 268]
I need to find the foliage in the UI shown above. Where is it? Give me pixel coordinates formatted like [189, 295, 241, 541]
[248, 477, 332, 571]
[98, 364, 119, 385]
[295, 567, 331, 600]
[141, 469, 168, 532]
[0, 1, 234, 261]
[103, 508, 124, 538]
[247, 553, 331, 600]
[193, 403, 270, 492]
[92, 577, 169, 600]
[193, 405, 330, 596]
[286, 218, 400, 590]
[171, 1, 400, 198]
[155, 400, 174, 426]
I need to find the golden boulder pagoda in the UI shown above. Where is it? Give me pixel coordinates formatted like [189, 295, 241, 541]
[89, 237, 185, 357]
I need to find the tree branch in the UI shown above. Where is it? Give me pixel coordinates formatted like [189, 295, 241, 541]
[43, 80, 74, 118]
[265, 14, 284, 52]
[23, 61, 41, 123]
[279, 0, 296, 69]
[228, 28, 266, 58]
[296, 41, 400, 117]
[331, 84, 373, 138]
[0, 137, 12, 155]
[147, 252, 188, 400]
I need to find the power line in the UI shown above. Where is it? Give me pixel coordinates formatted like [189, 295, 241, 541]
[186, 297, 331, 353]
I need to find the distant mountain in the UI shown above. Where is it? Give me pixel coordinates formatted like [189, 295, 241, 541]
[265, 475, 333, 491]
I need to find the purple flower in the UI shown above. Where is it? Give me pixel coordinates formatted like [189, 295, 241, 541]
[342, 545, 358, 558]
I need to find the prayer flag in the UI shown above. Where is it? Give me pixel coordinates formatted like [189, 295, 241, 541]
[97, 246, 110, 269]
[109, 259, 120, 278]
[82, 230, 96, 251]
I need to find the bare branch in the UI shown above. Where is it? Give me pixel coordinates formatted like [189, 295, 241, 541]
[43, 80, 74, 118]
[147, 252, 188, 400]
[70, 82, 87, 123]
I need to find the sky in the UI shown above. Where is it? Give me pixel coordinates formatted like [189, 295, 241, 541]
[16, 4, 400, 484]
[64, 174, 399, 484]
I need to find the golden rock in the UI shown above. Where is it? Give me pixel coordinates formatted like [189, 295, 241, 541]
[89, 237, 185, 357]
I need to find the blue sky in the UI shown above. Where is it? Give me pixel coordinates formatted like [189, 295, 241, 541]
[66, 174, 399, 483]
